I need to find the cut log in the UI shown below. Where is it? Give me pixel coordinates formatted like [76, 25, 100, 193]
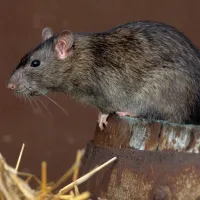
[80, 116, 200, 200]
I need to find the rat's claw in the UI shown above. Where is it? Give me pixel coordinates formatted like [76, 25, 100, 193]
[116, 112, 137, 117]
[98, 113, 109, 131]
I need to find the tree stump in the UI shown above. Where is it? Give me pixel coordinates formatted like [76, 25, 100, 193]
[80, 116, 200, 200]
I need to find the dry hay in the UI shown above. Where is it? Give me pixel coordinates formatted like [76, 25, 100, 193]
[0, 143, 117, 200]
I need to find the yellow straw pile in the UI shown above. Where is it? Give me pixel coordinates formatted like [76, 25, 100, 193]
[0, 144, 117, 200]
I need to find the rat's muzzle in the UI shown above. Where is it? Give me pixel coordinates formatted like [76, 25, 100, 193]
[7, 82, 16, 90]
[7, 69, 49, 96]
[7, 69, 27, 93]
[7, 79, 30, 94]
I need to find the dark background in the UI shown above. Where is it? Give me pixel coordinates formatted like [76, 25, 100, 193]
[1, 0, 200, 184]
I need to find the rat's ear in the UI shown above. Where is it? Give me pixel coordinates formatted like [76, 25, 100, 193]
[42, 27, 53, 41]
[55, 30, 74, 60]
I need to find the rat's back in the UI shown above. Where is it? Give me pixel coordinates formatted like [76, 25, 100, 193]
[92, 21, 200, 124]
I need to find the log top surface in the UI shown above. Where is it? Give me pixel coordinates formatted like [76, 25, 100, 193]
[93, 116, 200, 153]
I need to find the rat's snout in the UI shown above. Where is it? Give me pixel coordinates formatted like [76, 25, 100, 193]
[7, 82, 16, 90]
[7, 73, 19, 91]
[7, 69, 47, 96]
[7, 69, 26, 92]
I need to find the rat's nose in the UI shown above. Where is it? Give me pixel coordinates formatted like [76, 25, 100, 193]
[7, 83, 16, 90]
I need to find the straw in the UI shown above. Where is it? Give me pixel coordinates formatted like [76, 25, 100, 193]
[15, 143, 25, 171]
[0, 144, 117, 200]
[59, 157, 117, 195]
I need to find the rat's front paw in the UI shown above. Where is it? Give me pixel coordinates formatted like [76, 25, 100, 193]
[97, 113, 109, 131]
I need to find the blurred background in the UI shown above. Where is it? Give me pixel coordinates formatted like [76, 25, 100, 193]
[1, 0, 200, 183]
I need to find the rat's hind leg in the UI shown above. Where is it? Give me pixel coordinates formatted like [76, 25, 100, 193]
[98, 112, 109, 131]
[116, 112, 137, 117]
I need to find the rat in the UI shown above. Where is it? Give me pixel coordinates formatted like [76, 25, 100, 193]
[7, 21, 200, 130]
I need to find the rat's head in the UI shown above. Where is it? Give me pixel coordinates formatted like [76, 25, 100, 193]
[7, 27, 74, 96]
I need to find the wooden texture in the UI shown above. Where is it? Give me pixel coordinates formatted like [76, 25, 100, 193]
[80, 116, 200, 200]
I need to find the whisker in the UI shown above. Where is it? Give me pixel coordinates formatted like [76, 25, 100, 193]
[26, 95, 36, 111]
[42, 93, 68, 116]
[23, 94, 27, 104]
[17, 93, 23, 103]
[22, 86, 68, 116]
[35, 96, 52, 117]
[23, 87, 44, 117]
[14, 92, 18, 99]
[30, 96, 44, 118]
[15, 93, 20, 100]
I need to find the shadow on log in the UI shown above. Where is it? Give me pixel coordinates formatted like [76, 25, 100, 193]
[80, 116, 200, 200]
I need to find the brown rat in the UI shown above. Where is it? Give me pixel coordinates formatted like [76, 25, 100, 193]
[7, 21, 200, 130]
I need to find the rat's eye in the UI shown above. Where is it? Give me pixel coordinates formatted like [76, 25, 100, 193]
[31, 60, 40, 67]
